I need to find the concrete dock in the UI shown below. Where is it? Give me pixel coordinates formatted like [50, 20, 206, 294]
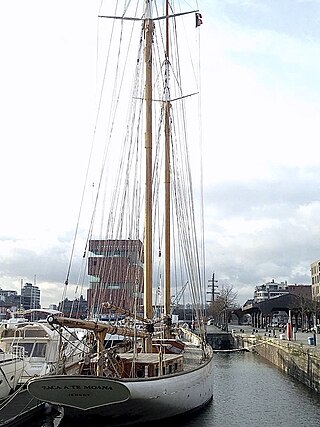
[228, 324, 320, 394]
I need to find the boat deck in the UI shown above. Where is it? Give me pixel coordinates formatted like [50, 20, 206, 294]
[182, 342, 209, 371]
[118, 341, 207, 375]
[119, 352, 182, 363]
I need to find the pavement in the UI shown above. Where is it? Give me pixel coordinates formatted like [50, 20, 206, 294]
[206, 323, 320, 347]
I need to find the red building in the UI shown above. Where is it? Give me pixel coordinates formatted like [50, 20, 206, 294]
[87, 239, 144, 315]
[287, 284, 312, 300]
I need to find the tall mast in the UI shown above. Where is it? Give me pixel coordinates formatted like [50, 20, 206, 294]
[144, 0, 154, 321]
[164, 0, 171, 319]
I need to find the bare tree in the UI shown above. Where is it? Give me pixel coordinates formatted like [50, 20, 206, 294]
[208, 283, 237, 331]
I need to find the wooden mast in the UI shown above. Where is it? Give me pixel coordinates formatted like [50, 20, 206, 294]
[144, 0, 154, 323]
[164, 0, 171, 321]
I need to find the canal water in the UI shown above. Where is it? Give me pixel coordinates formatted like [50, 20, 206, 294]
[31, 351, 320, 426]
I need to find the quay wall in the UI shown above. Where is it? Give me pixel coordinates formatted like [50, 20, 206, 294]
[206, 332, 235, 350]
[234, 333, 320, 393]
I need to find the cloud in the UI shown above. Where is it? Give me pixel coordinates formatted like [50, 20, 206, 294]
[204, 166, 319, 302]
[1, 0, 320, 309]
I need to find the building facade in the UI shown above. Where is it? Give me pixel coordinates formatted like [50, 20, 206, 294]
[287, 284, 312, 300]
[0, 289, 21, 321]
[311, 259, 320, 301]
[254, 279, 289, 303]
[87, 239, 144, 316]
[21, 282, 41, 310]
[58, 296, 87, 319]
[0, 288, 19, 302]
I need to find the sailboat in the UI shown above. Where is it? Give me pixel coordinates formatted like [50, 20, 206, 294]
[27, 0, 213, 424]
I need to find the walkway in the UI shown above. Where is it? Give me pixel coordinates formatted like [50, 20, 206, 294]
[211, 323, 319, 347]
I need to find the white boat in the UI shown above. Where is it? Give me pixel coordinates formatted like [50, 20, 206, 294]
[0, 350, 24, 399]
[0, 318, 87, 383]
[28, 0, 213, 424]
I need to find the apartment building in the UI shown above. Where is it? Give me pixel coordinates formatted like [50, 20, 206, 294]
[253, 279, 289, 303]
[311, 258, 320, 301]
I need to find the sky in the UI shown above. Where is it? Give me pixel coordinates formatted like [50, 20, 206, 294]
[1, 0, 320, 308]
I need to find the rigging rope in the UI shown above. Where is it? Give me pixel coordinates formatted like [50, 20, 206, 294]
[62, 2, 206, 331]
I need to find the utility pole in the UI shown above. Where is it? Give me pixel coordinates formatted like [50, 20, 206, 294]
[208, 272, 218, 304]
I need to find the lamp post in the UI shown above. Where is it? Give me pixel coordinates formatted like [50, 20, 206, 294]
[208, 272, 218, 304]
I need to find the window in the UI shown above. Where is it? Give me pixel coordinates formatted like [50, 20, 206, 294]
[32, 343, 46, 357]
[13, 343, 33, 357]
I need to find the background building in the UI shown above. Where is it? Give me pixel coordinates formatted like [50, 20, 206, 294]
[87, 239, 144, 315]
[311, 259, 320, 300]
[287, 284, 312, 300]
[21, 282, 41, 310]
[253, 280, 289, 303]
[0, 288, 19, 302]
[58, 296, 87, 318]
[0, 288, 21, 321]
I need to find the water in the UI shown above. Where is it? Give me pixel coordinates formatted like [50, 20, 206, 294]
[202, 352, 320, 427]
[31, 352, 320, 426]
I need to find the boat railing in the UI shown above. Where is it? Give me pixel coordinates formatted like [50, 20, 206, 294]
[178, 327, 202, 346]
[10, 345, 25, 359]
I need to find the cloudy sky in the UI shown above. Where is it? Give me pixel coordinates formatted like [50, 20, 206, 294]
[1, 0, 320, 307]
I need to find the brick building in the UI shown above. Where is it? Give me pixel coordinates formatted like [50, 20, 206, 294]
[87, 239, 144, 315]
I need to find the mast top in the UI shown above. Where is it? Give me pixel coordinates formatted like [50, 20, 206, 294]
[145, 0, 153, 20]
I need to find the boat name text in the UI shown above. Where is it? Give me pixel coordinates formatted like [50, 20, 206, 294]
[41, 385, 113, 390]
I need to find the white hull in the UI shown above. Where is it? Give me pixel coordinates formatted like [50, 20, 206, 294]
[0, 353, 24, 399]
[28, 352, 213, 425]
